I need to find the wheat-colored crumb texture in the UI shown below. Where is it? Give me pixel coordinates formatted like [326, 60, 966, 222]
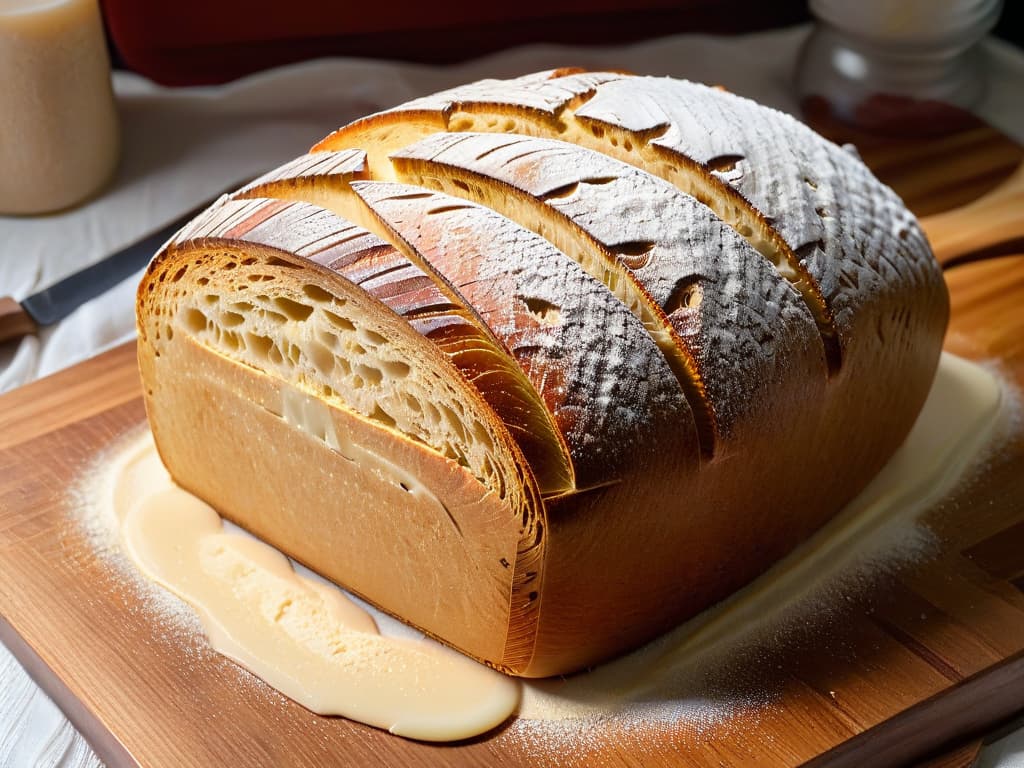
[136, 69, 947, 675]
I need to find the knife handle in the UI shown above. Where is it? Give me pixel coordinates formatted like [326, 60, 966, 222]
[0, 297, 37, 343]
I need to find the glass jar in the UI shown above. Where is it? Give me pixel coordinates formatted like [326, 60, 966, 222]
[797, 0, 1003, 136]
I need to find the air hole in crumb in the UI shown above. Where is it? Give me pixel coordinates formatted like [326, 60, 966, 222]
[381, 359, 410, 379]
[246, 333, 273, 359]
[480, 453, 495, 479]
[307, 340, 335, 375]
[273, 296, 314, 322]
[441, 406, 468, 443]
[302, 284, 333, 303]
[261, 309, 288, 325]
[425, 402, 442, 425]
[359, 328, 388, 347]
[220, 311, 245, 327]
[370, 404, 397, 428]
[222, 331, 241, 352]
[316, 328, 339, 350]
[355, 364, 383, 386]
[183, 308, 206, 333]
[323, 310, 356, 331]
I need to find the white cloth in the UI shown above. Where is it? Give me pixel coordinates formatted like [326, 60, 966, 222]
[1, 24, 1022, 767]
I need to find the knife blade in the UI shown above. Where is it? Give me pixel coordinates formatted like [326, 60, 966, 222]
[0, 189, 235, 344]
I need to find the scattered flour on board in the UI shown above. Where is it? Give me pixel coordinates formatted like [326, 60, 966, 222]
[68, 426, 294, 710]
[67, 355, 1019, 759]
[509, 354, 1020, 754]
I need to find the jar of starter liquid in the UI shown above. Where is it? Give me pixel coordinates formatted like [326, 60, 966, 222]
[0, 0, 120, 214]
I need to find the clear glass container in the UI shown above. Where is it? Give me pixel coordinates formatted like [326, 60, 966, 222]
[797, 0, 1003, 136]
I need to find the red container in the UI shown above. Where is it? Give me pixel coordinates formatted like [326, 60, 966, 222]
[99, 0, 808, 85]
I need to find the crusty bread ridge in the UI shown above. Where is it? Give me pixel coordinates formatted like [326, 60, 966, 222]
[137, 70, 947, 676]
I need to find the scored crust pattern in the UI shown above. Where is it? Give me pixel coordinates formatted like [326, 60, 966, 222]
[389, 131, 828, 447]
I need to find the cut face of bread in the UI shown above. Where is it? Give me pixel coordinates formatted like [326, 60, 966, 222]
[137, 197, 546, 672]
[234, 154, 574, 496]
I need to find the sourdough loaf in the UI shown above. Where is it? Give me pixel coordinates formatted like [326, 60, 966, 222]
[137, 69, 948, 677]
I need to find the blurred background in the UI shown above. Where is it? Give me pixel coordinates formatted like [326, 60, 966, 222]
[98, 0, 1021, 85]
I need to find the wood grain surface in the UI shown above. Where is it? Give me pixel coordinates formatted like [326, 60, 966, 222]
[0, 296, 37, 344]
[1, 125, 1023, 767]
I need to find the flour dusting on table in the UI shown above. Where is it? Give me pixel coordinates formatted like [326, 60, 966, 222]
[70, 353, 1015, 754]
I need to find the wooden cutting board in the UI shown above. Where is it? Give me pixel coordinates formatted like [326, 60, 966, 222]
[1, 122, 1023, 768]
